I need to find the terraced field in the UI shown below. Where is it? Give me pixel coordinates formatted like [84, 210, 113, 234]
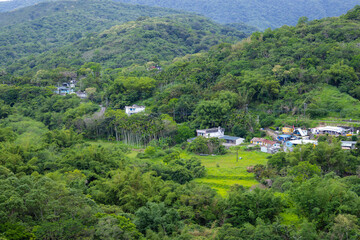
[193, 151, 269, 196]
[123, 145, 269, 197]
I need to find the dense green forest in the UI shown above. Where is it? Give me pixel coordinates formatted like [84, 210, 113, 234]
[2, 0, 359, 30]
[116, 0, 360, 29]
[0, 0, 184, 66]
[0, 86, 359, 239]
[3, 15, 247, 74]
[0, 0, 46, 12]
[0, 2, 360, 240]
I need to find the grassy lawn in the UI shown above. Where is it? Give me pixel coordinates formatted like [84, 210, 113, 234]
[192, 150, 269, 197]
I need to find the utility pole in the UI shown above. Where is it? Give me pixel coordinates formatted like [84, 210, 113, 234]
[236, 148, 238, 162]
[304, 103, 307, 117]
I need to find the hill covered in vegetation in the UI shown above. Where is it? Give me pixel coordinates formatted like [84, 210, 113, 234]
[140, 6, 360, 129]
[0, 0, 183, 66]
[0, 0, 45, 12]
[4, 14, 248, 74]
[0, 5, 359, 240]
[116, 0, 360, 29]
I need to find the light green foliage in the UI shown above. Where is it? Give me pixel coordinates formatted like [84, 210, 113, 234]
[43, 128, 83, 149]
[288, 161, 321, 182]
[328, 214, 360, 240]
[306, 86, 360, 118]
[194, 150, 268, 196]
[145, 146, 156, 157]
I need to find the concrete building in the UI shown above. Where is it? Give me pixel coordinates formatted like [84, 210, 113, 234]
[219, 135, 245, 148]
[196, 127, 225, 138]
[125, 105, 146, 116]
[311, 126, 348, 136]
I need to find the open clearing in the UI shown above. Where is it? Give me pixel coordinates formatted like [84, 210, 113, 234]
[124, 146, 269, 197]
[191, 150, 269, 197]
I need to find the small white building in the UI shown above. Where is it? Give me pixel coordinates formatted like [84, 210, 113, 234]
[196, 127, 225, 138]
[341, 141, 357, 150]
[219, 135, 245, 148]
[125, 105, 146, 116]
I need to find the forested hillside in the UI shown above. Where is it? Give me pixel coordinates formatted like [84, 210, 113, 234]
[2, 6, 360, 132]
[4, 14, 247, 74]
[116, 0, 360, 29]
[0, 0, 183, 66]
[0, 4, 360, 240]
[143, 6, 360, 130]
[2, 0, 358, 30]
[0, 0, 45, 12]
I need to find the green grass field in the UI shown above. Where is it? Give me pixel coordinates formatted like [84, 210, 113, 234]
[191, 150, 269, 197]
[125, 146, 269, 197]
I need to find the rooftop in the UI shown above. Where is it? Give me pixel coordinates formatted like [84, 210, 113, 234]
[288, 140, 318, 145]
[219, 135, 244, 141]
[197, 127, 225, 133]
[313, 126, 348, 132]
[125, 105, 145, 108]
[278, 134, 292, 138]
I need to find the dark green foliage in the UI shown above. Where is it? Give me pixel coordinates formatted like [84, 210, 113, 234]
[116, 0, 359, 29]
[94, 214, 143, 239]
[0, 5, 359, 239]
[290, 175, 360, 229]
[0, 0, 183, 67]
[225, 187, 283, 226]
[134, 202, 182, 234]
[5, 14, 247, 74]
[189, 137, 226, 155]
[151, 157, 206, 184]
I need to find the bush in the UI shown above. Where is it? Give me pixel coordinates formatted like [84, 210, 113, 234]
[189, 137, 226, 155]
[144, 146, 156, 157]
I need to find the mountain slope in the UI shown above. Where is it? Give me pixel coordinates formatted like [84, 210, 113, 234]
[115, 0, 360, 30]
[6, 15, 247, 74]
[140, 6, 360, 124]
[0, 0, 46, 12]
[0, 0, 183, 66]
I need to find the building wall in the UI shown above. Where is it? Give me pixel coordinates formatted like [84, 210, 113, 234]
[282, 127, 294, 134]
[125, 107, 145, 115]
[236, 138, 244, 145]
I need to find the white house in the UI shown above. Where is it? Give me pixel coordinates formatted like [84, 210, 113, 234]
[125, 105, 146, 116]
[219, 135, 245, 147]
[341, 141, 357, 150]
[196, 127, 225, 138]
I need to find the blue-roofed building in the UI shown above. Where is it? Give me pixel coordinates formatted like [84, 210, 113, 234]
[277, 134, 292, 141]
[219, 135, 244, 147]
[55, 86, 74, 95]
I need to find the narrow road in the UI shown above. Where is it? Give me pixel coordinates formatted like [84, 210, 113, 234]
[264, 128, 279, 140]
[93, 105, 106, 119]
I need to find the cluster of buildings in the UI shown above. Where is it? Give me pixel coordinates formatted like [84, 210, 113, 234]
[54, 81, 87, 99]
[186, 124, 358, 153]
[250, 126, 357, 153]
